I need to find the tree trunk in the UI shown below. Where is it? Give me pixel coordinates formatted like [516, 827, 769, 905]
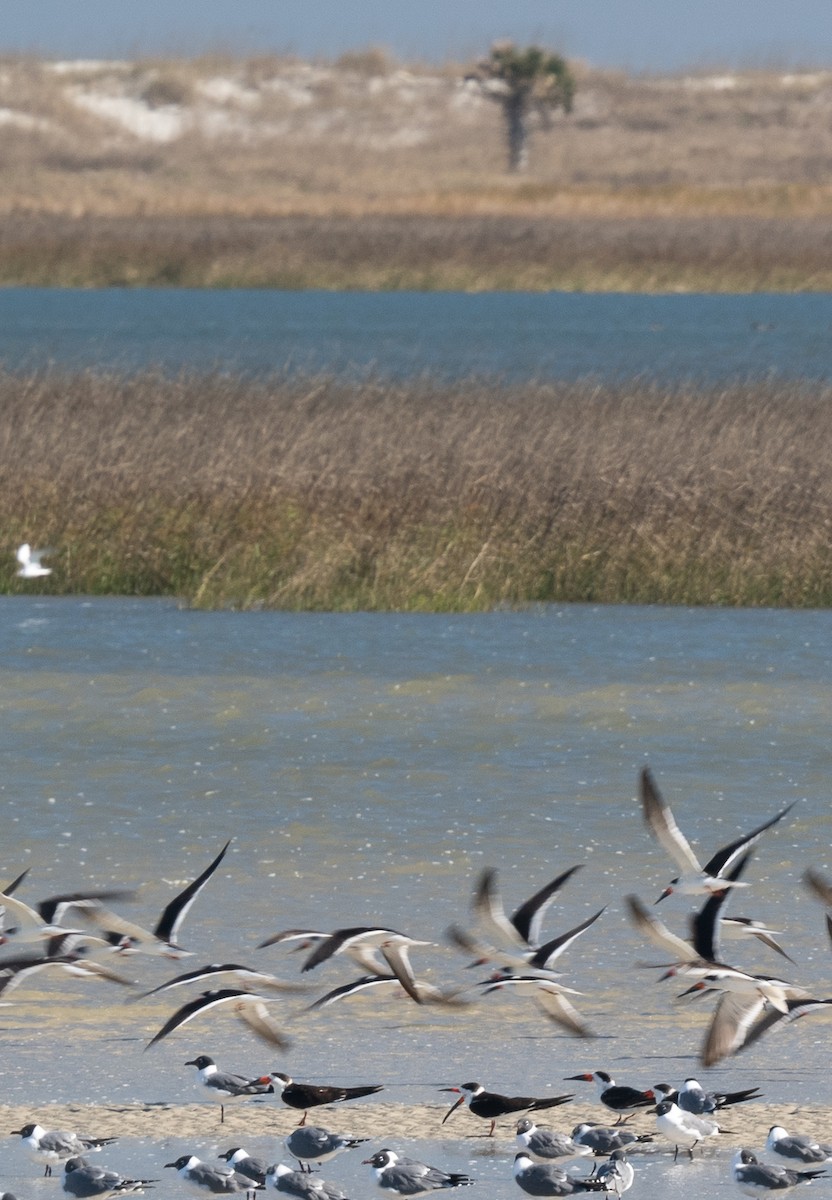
[504, 93, 529, 172]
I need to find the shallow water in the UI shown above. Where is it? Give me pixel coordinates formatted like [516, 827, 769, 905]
[1, 597, 831, 1141]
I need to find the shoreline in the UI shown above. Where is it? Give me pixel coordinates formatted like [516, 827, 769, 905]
[3, 1101, 829, 1147]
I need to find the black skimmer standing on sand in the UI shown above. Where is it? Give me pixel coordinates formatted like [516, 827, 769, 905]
[363, 1148, 475, 1197]
[764, 1127, 832, 1168]
[441, 1082, 574, 1137]
[732, 1149, 827, 1197]
[564, 1073, 653, 1124]
[511, 1152, 605, 1196]
[515, 1118, 592, 1164]
[639, 766, 794, 901]
[184, 1056, 273, 1123]
[13, 1124, 118, 1177]
[260, 1072, 383, 1125]
[62, 1158, 156, 1199]
[165, 1155, 256, 1195]
[283, 1127, 369, 1173]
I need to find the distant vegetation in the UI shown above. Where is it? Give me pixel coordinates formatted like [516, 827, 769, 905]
[0, 55, 829, 288]
[6, 368, 832, 610]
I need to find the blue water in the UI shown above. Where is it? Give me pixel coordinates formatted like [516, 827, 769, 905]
[1, 289, 830, 381]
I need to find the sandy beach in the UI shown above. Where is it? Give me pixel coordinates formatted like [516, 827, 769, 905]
[3, 1100, 829, 1148]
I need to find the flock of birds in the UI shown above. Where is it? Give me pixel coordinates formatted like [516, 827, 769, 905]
[3, 767, 832, 1200]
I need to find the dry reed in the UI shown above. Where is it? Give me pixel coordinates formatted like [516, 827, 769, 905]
[5, 368, 832, 609]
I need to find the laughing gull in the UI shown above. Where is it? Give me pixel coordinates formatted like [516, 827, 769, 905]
[511, 1152, 606, 1196]
[283, 1126, 369, 1173]
[441, 1082, 574, 1137]
[183, 1055, 274, 1123]
[258, 1072, 383, 1126]
[165, 1155, 259, 1195]
[639, 766, 794, 900]
[515, 1118, 593, 1164]
[264, 1163, 349, 1200]
[16, 543, 52, 578]
[732, 1148, 827, 1196]
[217, 1151, 269, 1186]
[564, 1073, 653, 1125]
[363, 1148, 475, 1197]
[676, 1076, 762, 1114]
[569, 1127, 653, 1157]
[593, 1151, 634, 1197]
[81, 840, 231, 956]
[13, 1124, 118, 1177]
[63, 1158, 156, 1199]
[146, 989, 291, 1050]
[764, 1128, 832, 1168]
[653, 1100, 723, 1160]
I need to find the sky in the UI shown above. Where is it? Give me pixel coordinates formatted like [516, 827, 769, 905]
[4, 1, 832, 73]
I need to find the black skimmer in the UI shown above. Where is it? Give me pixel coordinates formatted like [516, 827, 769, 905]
[135, 962, 309, 1000]
[183, 1056, 273, 1123]
[165, 1155, 257, 1195]
[593, 1150, 634, 1197]
[471, 865, 584, 951]
[569, 1126, 653, 1156]
[264, 1163, 348, 1200]
[283, 1126, 369, 1173]
[12, 1124, 117, 1177]
[639, 766, 794, 901]
[739, 994, 832, 1057]
[764, 1127, 832, 1168]
[732, 1149, 827, 1197]
[146, 988, 290, 1050]
[82, 840, 231, 956]
[307, 973, 469, 1011]
[511, 1152, 605, 1195]
[479, 972, 595, 1037]
[297, 927, 431, 1001]
[653, 1100, 723, 1160]
[441, 1081, 574, 1137]
[564, 1073, 653, 1124]
[515, 1118, 593, 1164]
[63, 1158, 156, 1199]
[217, 1151, 269, 1187]
[260, 1071, 383, 1125]
[0, 950, 135, 999]
[363, 1148, 475, 1197]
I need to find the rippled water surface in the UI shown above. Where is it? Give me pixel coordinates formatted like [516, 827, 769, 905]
[2, 593, 832, 1200]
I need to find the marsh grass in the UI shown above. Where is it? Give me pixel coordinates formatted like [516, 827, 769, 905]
[5, 368, 832, 609]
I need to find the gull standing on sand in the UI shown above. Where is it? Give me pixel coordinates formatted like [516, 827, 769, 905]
[764, 1127, 832, 1168]
[363, 1148, 475, 1197]
[63, 1157, 156, 1199]
[184, 1056, 274, 1123]
[264, 1163, 349, 1200]
[732, 1148, 827, 1196]
[653, 1100, 723, 1160]
[13, 1124, 117, 1177]
[515, 1118, 593, 1165]
[165, 1155, 257, 1195]
[283, 1127, 369, 1172]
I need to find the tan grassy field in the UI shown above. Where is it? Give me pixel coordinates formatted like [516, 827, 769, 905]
[7, 369, 832, 609]
[0, 54, 831, 287]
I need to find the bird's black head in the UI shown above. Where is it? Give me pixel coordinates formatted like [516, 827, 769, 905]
[185, 1055, 215, 1070]
[11, 1124, 37, 1138]
[165, 1156, 196, 1171]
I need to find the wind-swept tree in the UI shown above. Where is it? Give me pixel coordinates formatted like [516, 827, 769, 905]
[468, 41, 576, 173]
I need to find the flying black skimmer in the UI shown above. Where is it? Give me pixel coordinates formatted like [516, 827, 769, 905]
[16, 543, 52, 578]
[307, 973, 469, 1011]
[259, 1071, 383, 1125]
[165, 1155, 258, 1195]
[217, 1151, 269, 1187]
[283, 1126, 369, 1173]
[363, 1148, 475, 1197]
[264, 1162, 348, 1200]
[183, 1056, 273, 1123]
[297, 927, 432, 1001]
[135, 962, 309, 1000]
[479, 971, 595, 1037]
[739, 994, 832, 1057]
[515, 1118, 592, 1164]
[82, 840, 231, 956]
[0, 949, 136, 999]
[569, 1126, 653, 1157]
[732, 1148, 827, 1196]
[63, 1158, 156, 1199]
[13, 1124, 117, 1177]
[593, 1150, 634, 1197]
[653, 1100, 723, 1160]
[639, 766, 794, 901]
[764, 1128, 832, 1168]
[146, 989, 290, 1050]
[441, 1081, 574, 1137]
[511, 1152, 605, 1196]
[471, 865, 584, 951]
[564, 1073, 653, 1125]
